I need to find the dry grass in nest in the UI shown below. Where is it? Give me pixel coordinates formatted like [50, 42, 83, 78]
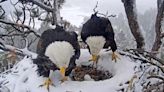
[71, 65, 113, 81]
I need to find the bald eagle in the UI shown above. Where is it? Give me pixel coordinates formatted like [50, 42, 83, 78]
[81, 13, 118, 63]
[34, 25, 80, 90]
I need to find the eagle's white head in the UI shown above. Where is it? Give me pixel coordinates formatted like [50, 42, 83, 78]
[86, 36, 106, 61]
[45, 41, 75, 76]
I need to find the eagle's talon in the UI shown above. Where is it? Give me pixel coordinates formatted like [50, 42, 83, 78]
[112, 52, 120, 62]
[89, 55, 100, 68]
[39, 78, 54, 91]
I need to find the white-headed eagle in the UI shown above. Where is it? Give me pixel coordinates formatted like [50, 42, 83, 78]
[81, 13, 118, 63]
[33, 25, 80, 90]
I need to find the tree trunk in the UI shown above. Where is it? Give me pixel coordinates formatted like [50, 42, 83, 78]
[52, 0, 61, 25]
[151, 0, 164, 54]
[122, 0, 145, 50]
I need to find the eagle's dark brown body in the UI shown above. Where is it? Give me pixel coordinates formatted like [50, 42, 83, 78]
[34, 26, 80, 78]
[81, 13, 117, 53]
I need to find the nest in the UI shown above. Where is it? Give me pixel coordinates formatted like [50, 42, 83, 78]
[71, 65, 113, 81]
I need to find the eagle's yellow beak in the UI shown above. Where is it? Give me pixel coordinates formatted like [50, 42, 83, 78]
[60, 66, 68, 82]
[60, 66, 66, 76]
[90, 54, 99, 62]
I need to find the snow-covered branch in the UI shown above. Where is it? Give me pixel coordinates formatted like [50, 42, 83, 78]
[120, 49, 164, 72]
[147, 75, 164, 81]
[0, 41, 37, 58]
[143, 81, 164, 92]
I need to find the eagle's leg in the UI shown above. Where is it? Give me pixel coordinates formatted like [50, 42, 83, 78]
[60, 66, 68, 83]
[39, 78, 54, 91]
[112, 52, 120, 62]
[89, 55, 100, 68]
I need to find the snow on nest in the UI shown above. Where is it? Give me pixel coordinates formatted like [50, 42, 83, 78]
[0, 49, 138, 92]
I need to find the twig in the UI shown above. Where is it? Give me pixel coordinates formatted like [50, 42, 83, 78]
[28, 37, 37, 48]
[0, 19, 40, 37]
[92, 1, 116, 18]
[0, 5, 5, 18]
[21, 4, 26, 24]
[108, 14, 116, 17]
[147, 75, 164, 81]
[10, 0, 19, 6]
[144, 81, 164, 92]
[93, 1, 98, 13]
[10, 0, 23, 24]
[127, 49, 164, 65]
[97, 12, 116, 18]
[27, 0, 53, 12]
[0, 33, 26, 38]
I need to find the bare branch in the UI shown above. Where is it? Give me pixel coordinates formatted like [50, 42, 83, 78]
[0, 33, 25, 38]
[108, 14, 116, 18]
[147, 75, 164, 81]
[93, 1, 98, 13]
[0, 31, 38, 38]
[10, 0, 19, 6]
[0, 5, 5, 18]
[32, 18, 35, 28]
[38, 12, 52, 22]
[21, 4, 26, 24]
[27, 0, 53, 12]
[120, 49, 164, 73]
[97, 12, 116, 18]
[128, 49, 164, 65]
[0, 19, 40, 37]
[122, 0, 145, 49]
[0, 19, 25, 28]
[151, 0, 164, 53]
[144, 81, 164, 92]
[0, 0, 7, 3]
[28, 37, 37, 48]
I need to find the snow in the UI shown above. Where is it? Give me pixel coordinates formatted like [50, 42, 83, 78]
[0, 49, 140, 92]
